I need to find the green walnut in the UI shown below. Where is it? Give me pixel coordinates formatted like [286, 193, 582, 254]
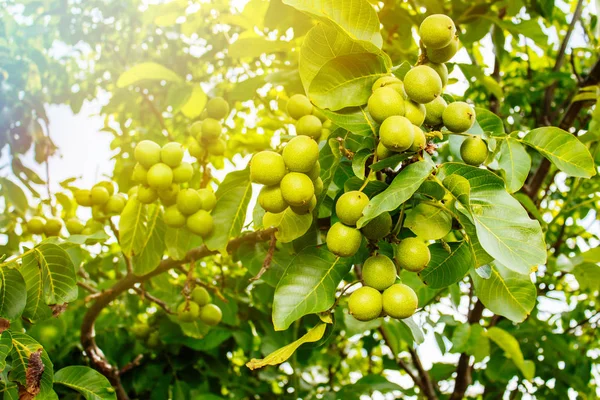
[361, 212, 392, 241]
[307, 161, 321, 181]
[404, 101, 426, 126]
[362, 255, 397, 291]
[177, 188, 202, 215]
[282, 136, 319, 173]
[134, 140, 161, 168]
[132, 163, 148, 185]
[191, 286, 211, 307]
[27, 217, 46, 235]
[207, 139, 226, 156]
[313, 177, 324, 196]
[419, 14, 456, 49]
[160, 142, 184, 168]
[348, 286, 383, 322]
[410, 125, 427, 152]
[186, 210, 214, 237]
[460, 136, 488, 166]
[335, 191, 369, 226]
[367, 87, 405, 124]
[382, 283, 418, 319]
[442, 101, 476, 133]
[200, 304, 222, 326]
[379, 116, 415, 152]
[137, 186, 158, 204]
[424, 61, 449, 87]
[201, 118, 222, 141]
[295, 115, 322, 140]
[65, 218, 85, 235]
[177, 301, 200, 323]
[75, 189, 93, 207]
[258, 185, 289, 214]
[250, 151, 286, 186]
[147, 163, 173, 190]
[371, 76, 407, 98]
[163, 205, 187, 228]
[158, 184, 180, 206]
[424, 96, 448, 126]
[172, 162, 193, 183]
[104, 194, 126, 214]
[427, 36, 459, 63]
[206, 97, 230, 120]
[197, 188, 217, 211]
[404, 66, 442, 104]
[376, 142, 394, 160]
[280, 172, 314, 207]
[326, 222, 363, 257]
[287, 94, 313, 120]
[290, 195, 317, 215]
[44, 217, 63, 236]
[91, 185, 110, 206]
[396, 237, 431, 272]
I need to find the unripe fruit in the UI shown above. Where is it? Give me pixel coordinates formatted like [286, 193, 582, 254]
[427, 36, 459, 63]
[410, 125, 427, 152]
[335, 191, 369, 226]
[137, 185, 158, 204]
[420, 14, 456, 49]
[282, 136, 319, 173]
[163, 205, 187, 228]
[158, 183, 179, 205]
[200, 304, 222, 326]
[371, 76, 407, 98]
[348, 287, 383, 321]
[379, 116, 415, 152]
[206, 97, 230, 120]
[326, 222, 362, 257]
[207, 139, 226, 156]
[176, 189, 202, 215]
[91, 186, 110, 206]
[177, 301, 200, 323]
[190, 121, 202, 138]
[424, 61, 449, 87]
[361, 212, 392, 241]
[307, 161, 321, 181]
[280, 172, 314, 207]
[404, 66, 442, 104]
[132, 322, 151, 339]
[382, 283, 418, 319]
[85, 219, 105, 233]
[287, 94, 313, 120]
[132, 163, 148, 185]
[75, 189, 93, 207]
[460, 136, 488, 166]
[312, 107, 327, 122]
[313, 177, 324, 196]
[442, 101, 476, 133]
[172, 162, 193, 183]
[405, 101, 426, 126]
[146, 331, 161, 348]
[290, 195, 316, 215]
[367, 87, 405, 124]
[160, 142, 184, 168]
[147, 163, 173, 190]
[197, 189, 217, 211]
[191, 286, 211, 307]
[296, 115, 322, 140]
[396, 237, 431, 272]
[135, 140, 161, 168]
[97, 181, 115, 196]
[44, 217, 63, 236]
[65, 218, 85, 235]
[187, 210, 214, 237]
[424, 96, 447, 126]
[250, 151, 286, 186]
[376, 142, 394, 160]
[362, 255, 397, 291]
[188, 138, 205, 159]
[27, 217, 46, 234]
[201, 118, 222, 141]
[105, 194, 126, 214]
[258, 185, 288, 213]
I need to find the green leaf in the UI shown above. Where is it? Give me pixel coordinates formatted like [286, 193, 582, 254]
[54, 366, 117, 400]
[317, 137, 342, 206]
[283, 0, 383, 47]
[0, 332, 12, 371]
[164, 227, 202, 261]
[472, 262, 536, 323]
[19, 252, 52, 322]
[204, 169, 253, 253]
[246, 323, 327, 369]
[263, 209, 312, 243]
[369, 153, 410, 172]
[439, 163, 546, 274]
[357, 160, 434, 228]
[473, 107, 505, 136]
[0, 178, 28, 214]
[34, 242, 78, 304]
[0, 267, 26, 320]
[497, 138, 531, 193]
[229, 36, 293, 59]
[273, 246, 352, 330]
[322, 106, 377, 136]
[7, 332, 54, 398]
[119, 197, 148, 258]
[487, 327, 535, 380]
[380, 317, 425, 353]
[404, 203, 452, 240]
[116, 62, 183, 88]
[180, 85, 207, 119]
[133, 204, 167, 275]
[572, 262, 600, 291]
[420, 242, 472, 289]
[337, 375, 402, 399]
[522, 127, 596, 178]
[351, 148, 372, 179]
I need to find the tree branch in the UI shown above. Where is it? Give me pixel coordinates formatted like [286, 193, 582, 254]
[408, 347, 438, 400]
[80, 227, 276, 399]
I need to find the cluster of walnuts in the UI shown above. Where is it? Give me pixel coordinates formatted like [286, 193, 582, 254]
[176, 286, 222, 326]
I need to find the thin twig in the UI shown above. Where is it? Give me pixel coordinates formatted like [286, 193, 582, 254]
[132, 286, 174, 314]
[142, 93, 174, 141]
[249, 231, 277, 282]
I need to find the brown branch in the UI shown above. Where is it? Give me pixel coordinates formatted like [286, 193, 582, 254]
[80, 227, 276, 399]
[408, 347, 438, 400]
[249, 231, 277, 282]
[141, 93, 174, 141]
[378, 327, 424, 392]
[77, 281, 98, 294]
[132, 286, 174, 314]
[119, 354, 143, 375]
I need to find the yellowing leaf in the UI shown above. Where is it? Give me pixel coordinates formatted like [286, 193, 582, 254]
[116, 62, 183, 88]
